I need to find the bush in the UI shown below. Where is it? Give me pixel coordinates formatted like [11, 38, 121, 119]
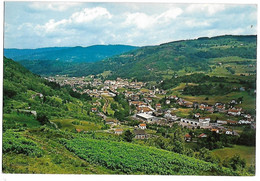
[3, 130, 43, 157]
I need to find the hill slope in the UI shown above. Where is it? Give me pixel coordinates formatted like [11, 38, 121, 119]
[4, 45, 138, 63]
[6, 35, 256, 78]
[79, 35, 256, 81]
[2, 57, 238, 175]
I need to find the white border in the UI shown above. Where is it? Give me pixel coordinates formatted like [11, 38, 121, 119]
[0, 1, 259, 181]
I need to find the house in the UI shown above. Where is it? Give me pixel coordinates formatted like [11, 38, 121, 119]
[204, 106, 214, 113]
[180, 118, 200, 127]
[76, 129, 83, 133]
[211, 129, 219, 134]
[244, 114, 252, 119]
[136, 113, 157, 123]
[129, 101, 147, 107]
[144, 97, 152, 103]
[184, 102, 193, 108]
[184, 134, 191, 142]
[114, 128, 123, 135]
[225, 130, 233, 135]
[193, 102, 199, 108]
[165, 100, 171, 104]
[238, 120, 251, 124]
[136, 106, 153, 114]
[155, 104, 161, 110]
[133, 129, 147, 139]
[195, 113, 200, 118]
[105, 119, 118, 126]
[91, 108, 98, 112]
[32, 93, 43, 99]
[164, 113, 178, 121]
[216, 105, 226, 112]
[217, 120, 227, 125]
[199, 117, 210, 127]
[139, 123, 147, 130]
[228, 109, 241, 116]
[226, 120, 237, 125]
[169, 95, 178, 100]
[198, 133, 207, 138]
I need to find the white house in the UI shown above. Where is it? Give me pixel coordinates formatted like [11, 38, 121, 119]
[138, 123, 147, 130]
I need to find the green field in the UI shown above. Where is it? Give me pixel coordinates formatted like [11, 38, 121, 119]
[211, 145, 255, 167]
[62, 137, 236, 175]
[51, 118, 102, 132]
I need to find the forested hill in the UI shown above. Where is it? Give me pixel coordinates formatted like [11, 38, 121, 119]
[77, 35, 256, 81]
[4, 45, 138, 63]
[3, 56, 98, 120]
[5, 35, 256, 80]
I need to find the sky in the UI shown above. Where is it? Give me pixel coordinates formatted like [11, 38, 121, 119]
[4, 1, 257, 49]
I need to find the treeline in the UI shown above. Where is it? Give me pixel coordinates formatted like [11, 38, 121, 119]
[16, 35, 256, 81]
[160, 73, 226, 90]
[182, 83, 233, 96]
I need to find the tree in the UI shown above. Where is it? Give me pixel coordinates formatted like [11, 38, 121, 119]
[114, 110, 125, 121]
[37, 113, 50, 125]
[123, 130, 134, 142]
[111, 103, 118, 111]
[223, 154, 246, 171]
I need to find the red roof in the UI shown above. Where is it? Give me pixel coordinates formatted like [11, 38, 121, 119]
[228, 109, 240, 113]
[76, 129, 83, 133]
[211, 129, 219, 132]
[227, 120, 237, 124]
[115, 129, 123, 132]
[198, 133, 207, 138]
[139, 124, 146, 127]
[185, 134, 191, 138]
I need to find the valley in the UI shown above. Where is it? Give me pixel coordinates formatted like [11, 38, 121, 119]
[2, 35, 256, 176]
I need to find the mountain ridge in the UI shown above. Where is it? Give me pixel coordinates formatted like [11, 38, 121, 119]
[4, 44, 139, 63]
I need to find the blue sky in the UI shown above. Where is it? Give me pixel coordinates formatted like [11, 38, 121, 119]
[4, 2, 257, 49]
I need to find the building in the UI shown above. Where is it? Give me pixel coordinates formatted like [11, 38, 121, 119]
[194, 113, 200, 118]
[155, 104, 161, 110]
[138, 123, 147, 130]
[228, 109, 241, 116]
[198, 133, 207, 138]
[91, 108, 97, 112]
[133, 129, 147, 139]
[217, 120, 228, 125]
[136, 113, 157, 123]
[114, 129, 123, 135]
[105, 119, 118, 126]
[184, 134, 191, 142]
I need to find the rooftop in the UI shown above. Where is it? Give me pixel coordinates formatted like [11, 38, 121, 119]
[137, 113, 155, 119]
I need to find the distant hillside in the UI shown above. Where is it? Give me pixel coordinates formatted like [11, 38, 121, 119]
[4, 45, 138, 63]
[6, 35, 256, 80]
[60, 35, 257, 81]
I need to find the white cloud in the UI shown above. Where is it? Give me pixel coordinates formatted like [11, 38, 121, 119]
[184, 19, 211, 27]
[71, 7, 112, 23]
[34, 7, 112, 35]
[186, 4, 226, 16]
[124, 12, 155, 29]
[29, 2, 82, 12]
[123, 7, 183, 29]
[157, 7, 183, 22]
[4, 2, 257, 48]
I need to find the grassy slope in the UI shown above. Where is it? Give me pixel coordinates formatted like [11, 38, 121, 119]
[63, 137, 236, 175]
[2, 129, 118, 174]
[211, 145, 256, 167]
